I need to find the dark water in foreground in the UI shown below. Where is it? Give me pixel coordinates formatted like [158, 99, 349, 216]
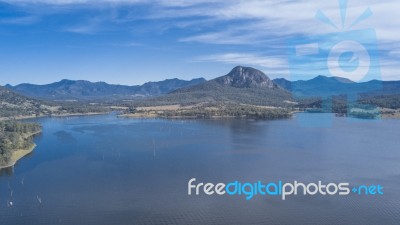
[0, 113, 399, 225]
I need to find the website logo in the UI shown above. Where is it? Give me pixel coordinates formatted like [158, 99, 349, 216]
[188, 178, 383, 200]
[287, 0, 382, 125]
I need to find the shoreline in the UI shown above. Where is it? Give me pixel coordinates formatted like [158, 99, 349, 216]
[0, 144, 36, 169]
[0, 130, 41, 169]
[116, 103, 295, 120]
[118, 114, 242, 119]
[118, 109, 400, 120]
[0, 112, 110, 122]
[118, 112, 295, 120]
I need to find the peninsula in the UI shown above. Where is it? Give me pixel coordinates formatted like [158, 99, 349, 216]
[0, 121, 41, 169]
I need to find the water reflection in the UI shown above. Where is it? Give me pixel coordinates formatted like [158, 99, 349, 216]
[0, 166, 14, 176]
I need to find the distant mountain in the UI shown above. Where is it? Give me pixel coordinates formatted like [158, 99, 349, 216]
[214, 66, 277, 88]
[139, 78, 206, 95]
[6, 78, 206, 101]
[272, 78, 292, 90]
[6, 67, 400, 109]
[272, 76, 400, 98]
[143, 66, 292, 107]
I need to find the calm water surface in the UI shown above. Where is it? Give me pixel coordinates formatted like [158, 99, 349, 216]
[0, 113, 399, 225]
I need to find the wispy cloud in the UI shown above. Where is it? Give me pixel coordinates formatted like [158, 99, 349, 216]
[1, 0, 399, 80]
[61, 17, 102, 34]
[196, 53, 286, 68]
[106, 41, 143, 47]
[1, 0, 145, 5]
[195, 52, 290, 78]
[180, 31, 264, 45]
[0, 15, 40, 25]
[0, 0, 217, 6]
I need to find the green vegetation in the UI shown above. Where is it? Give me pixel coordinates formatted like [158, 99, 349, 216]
[7, 78, 206, 101]
[116, 77, 296, 119]
[3, 64, 400, 121]
[161, 105, 292, 119]
[56, 102, 112, 115]
[0, 85, 112, 119]
[296, 94, 400, 119]
[348, 109, 380, 119]
[121, 103, 293, 120]
[358, 94, 400, 110]
[134, 81, 293, 107]
[0, 121, 41, 167]
[0, 85, 48, 118]
[297, 96, 349, 114]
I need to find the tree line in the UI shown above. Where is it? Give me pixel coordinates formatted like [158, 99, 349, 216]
[0, 121, 41, 166]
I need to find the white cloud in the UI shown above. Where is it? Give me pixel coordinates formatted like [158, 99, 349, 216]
[2, 0, 399, 79]
[61, 17, 104, 34]
[196, 53, 286, 68]
[5, 0, 398, 44]
[0, 0, 218, 6]
[195, 52, 290, 78]
[180, 31, 264, 45]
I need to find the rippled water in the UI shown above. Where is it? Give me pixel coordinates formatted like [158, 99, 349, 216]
[0, 113, 399, 225]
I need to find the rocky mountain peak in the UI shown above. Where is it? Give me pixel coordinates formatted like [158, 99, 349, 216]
[214, 66, 276, 88]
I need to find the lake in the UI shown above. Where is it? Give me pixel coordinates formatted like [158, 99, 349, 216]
[1, 113, 399, 225]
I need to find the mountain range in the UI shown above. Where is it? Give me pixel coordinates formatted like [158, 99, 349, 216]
[6, 66, 400, 103]
[6, 77, 206, 101]
[2, 65, 400, 115]
[272, 76, 400, 98]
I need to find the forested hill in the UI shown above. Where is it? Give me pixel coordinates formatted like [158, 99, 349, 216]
[0, 85, 110, 119]
[141, 66, 293, 107]
[0, 121, 41, 167]
[0, 85, 51, 118]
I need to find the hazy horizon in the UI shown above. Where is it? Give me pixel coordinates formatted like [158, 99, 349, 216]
[2, 70, 396, 87]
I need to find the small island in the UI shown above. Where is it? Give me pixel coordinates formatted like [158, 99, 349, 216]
[0, 121, 41, 169]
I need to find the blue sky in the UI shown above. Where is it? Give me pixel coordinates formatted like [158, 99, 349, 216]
[0, 0, 398, 85]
